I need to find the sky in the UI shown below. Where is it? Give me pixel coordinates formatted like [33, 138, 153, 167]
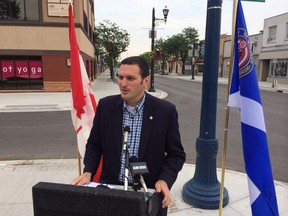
[94, 0, 288, 60]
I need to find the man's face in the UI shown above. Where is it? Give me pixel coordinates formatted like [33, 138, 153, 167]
[117, 64, 150, 107]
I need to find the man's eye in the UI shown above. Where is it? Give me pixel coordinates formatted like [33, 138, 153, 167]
[118, 75, 136, 81]
[117, 75, 124, 80]
[126, 76, 135, 81]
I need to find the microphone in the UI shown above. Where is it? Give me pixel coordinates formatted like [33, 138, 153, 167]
[129, 156, 149, 193]
[122, 126, 130, 151]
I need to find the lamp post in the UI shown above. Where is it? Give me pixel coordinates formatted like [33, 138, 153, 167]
[149, 6, 169, 92]
[182, 0, 229, 209]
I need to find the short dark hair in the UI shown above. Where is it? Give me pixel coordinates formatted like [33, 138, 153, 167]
[120, 56, 149, 79]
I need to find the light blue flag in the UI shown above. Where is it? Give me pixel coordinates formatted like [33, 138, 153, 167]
[228, 1, 279, 215]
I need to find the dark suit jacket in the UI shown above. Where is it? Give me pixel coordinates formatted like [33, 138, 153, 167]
[83, 93, 186, 189]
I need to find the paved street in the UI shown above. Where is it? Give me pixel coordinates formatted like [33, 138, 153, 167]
[155, 76, 288, 183]
[1, 74, 287, 182]
[0, 71, 287, 216]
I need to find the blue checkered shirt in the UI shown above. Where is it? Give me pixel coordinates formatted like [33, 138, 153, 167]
[118, 93, 145, 183]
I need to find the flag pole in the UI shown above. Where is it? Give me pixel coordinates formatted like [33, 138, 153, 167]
[68, 0, 82, 177]
[218, 0, 238, 215]
[77, 150, 82, 176]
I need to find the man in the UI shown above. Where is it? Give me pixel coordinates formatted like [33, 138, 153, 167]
[72, 56, 186, 216]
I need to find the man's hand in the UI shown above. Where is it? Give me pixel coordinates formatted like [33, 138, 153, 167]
[155, 180, 171, 208]
[71, 172, 92, 185]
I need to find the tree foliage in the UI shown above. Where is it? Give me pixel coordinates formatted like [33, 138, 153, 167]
[139, 52, 152, 68]
[0, 0, 21, 20]
[167, 34, 188, 74]
[155, 38, 173, 59]
[182, 27, 199, 52]
[95, 20, 130, 79]
[155, 38, 170, 73]
[153, 27, 199, 74]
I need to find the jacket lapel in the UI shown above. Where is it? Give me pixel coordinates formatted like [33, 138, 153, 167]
[111, 96, 124, 157]
[139, 94, 155, 160]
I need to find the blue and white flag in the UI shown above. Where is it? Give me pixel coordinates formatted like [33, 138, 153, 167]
[228, 1, 279, 215]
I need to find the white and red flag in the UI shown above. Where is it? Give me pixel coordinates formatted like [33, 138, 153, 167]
[68, 3, 102, 182]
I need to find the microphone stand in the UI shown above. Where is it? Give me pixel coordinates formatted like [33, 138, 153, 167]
[122, 126, 130, 191]
[129, 156, 149, 193]
[124, 149, 130, 191]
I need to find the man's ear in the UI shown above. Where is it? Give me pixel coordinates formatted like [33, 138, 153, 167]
[144, 76, 150, 89]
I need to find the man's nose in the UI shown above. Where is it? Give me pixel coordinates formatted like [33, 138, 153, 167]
[120, 78, 128, 86]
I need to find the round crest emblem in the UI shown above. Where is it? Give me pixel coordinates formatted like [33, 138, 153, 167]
[237, 28, 254, 78]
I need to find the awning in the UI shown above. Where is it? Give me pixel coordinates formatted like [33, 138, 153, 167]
[259, 50, 288, 60]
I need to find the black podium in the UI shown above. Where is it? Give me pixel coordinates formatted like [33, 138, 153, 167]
[32, 182, 161, 216]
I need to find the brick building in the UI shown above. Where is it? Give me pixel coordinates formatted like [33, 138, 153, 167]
[0, 0, 96, 92]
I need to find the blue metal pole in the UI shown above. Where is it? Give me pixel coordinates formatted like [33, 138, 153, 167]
[182, 0, 229, 209]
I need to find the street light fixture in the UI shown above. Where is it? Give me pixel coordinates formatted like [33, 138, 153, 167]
[149, 6, 169, 92]
[162, 6, 169, 22]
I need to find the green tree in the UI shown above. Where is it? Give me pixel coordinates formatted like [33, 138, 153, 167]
[182, 27, 199, 58]
[165, 34, 188, 74]
[155, 38, 171, 74]
[0, 0, 21, 20]
[139, 52, 152, 68]
[95, 20, 130, 79]
[182, 27, 199, 75]
[160, 27, 199, 74]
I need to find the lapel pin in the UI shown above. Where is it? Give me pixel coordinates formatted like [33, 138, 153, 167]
[149, 116, 153, 120]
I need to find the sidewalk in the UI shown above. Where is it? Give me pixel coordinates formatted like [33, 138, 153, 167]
[0, 72, 166, 113]
[0, 160, 287, 216]
[0, 71, 287, 112]
[0, 71, 287, 215]
[155, 73, 288, 94]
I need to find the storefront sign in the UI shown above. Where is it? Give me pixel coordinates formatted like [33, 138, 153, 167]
[47, 0, 73, 17]
[1, 60, 14, 78]
[29, 61, 43, 78]
[1, 60, 43, 79]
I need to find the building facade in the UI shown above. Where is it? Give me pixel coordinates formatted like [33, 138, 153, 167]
[259, 12, 288, 84]
[222, 12, 288, 84]
[0, 0, 96, 92]
[222, 32, 263, 79]
[194, 34, 231, 76]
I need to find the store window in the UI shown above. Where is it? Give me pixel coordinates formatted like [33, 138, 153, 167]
[269, 59, 287, 78]
[83, 12, 88, 33]
[267, 26, 277, 42]
[0, 56, 43, 90]
[0, 0, 39, 21]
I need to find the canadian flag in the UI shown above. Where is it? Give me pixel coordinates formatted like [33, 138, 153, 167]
[68, 3, 102, 182]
